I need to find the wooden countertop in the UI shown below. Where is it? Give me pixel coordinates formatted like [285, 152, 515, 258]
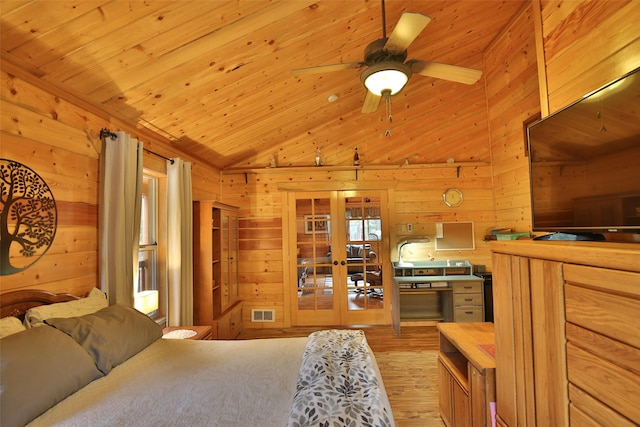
[491, 240, 640, 273]
[437, 322, 495, 370]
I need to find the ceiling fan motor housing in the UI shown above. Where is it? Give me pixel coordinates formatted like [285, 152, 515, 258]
[364, 38, 407, 65]
[360, 61, 413, 95]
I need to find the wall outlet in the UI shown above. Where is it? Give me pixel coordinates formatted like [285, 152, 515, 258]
[407, 223, 413, 232]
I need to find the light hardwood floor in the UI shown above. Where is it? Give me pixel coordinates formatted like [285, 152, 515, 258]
[238, 326, 445, 427]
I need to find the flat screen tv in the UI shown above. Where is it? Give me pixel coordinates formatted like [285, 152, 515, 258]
[527, 67, 640, 238]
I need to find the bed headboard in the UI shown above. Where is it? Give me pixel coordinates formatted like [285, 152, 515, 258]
[0, 289, 81, 320]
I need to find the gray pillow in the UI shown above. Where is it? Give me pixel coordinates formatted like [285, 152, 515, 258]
[0, 325, 104, 427]
[45, 304, 162, 374]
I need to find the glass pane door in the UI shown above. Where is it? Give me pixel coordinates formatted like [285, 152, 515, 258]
[291, 193, 340, 326]
[290, 190, 390, 326]
[341, 192, 388, 325]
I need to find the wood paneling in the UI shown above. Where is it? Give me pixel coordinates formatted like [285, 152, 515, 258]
[541, 0, 640, 113]
[237, 211, 286, 327]
[485, 2, 540, 235]
[0, 68, 220, 295]
[226, 164, 497, 328]
[486, 0, 639, 238]
[0, 1, 524, 170]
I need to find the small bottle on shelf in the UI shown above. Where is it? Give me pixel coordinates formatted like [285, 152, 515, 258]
[314, 147, 323, 166]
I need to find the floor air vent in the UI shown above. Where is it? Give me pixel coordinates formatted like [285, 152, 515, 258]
[251, 309, 275, 322]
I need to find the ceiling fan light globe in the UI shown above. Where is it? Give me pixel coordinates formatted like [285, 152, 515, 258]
[361, 62, 411, 96]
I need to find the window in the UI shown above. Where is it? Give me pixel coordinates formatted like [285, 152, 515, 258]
[348, 219, 382, 242]
[136, 172, 167, 323]
[346, 200, 382, 242]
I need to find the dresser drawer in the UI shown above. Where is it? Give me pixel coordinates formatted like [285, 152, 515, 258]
[454, 293, 483, 306]
[564, 264, 640, 349]
[454, 307, 483, 322]
[568, 383, 637, 427]
[567, 342, 640, 424]
[453, 281, 483, 294]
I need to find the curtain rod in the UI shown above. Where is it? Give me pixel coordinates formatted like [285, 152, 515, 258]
[100, 128, 174, 164]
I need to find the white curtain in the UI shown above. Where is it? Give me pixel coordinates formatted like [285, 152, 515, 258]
[99, 131, 143, 306]
[166, 158, 193, 326]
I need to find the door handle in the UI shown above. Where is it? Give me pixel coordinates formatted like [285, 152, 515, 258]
[341, 261, 346, 265]
[333, 260, 339, 265]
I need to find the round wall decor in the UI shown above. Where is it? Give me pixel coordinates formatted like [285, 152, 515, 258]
[0, 159, 58, 275]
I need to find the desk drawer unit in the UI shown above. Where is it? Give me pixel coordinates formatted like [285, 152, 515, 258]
[454, 293, 484, 306]
[454, 281, 483, 294]
[452, 281, 483, 322]
[455, 307, 484, 323]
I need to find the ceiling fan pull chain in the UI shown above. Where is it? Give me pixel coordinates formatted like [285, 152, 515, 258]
[385, 90, 392, 136]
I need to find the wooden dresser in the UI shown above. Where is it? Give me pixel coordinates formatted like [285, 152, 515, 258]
[491, 240, 640, 427]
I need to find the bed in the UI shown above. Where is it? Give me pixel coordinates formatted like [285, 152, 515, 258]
[0, 289, 395, 427]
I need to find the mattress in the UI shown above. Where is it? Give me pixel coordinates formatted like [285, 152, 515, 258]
[28, 337, 308, 427]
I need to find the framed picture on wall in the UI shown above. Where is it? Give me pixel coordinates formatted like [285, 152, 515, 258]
[304, 215, 330, 234]
[435, 221, 475, 251]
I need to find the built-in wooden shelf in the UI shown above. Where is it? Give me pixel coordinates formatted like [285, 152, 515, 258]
[222, 161, 490, 175]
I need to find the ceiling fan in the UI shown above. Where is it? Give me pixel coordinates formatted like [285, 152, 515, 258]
[290, 0, 483, 114]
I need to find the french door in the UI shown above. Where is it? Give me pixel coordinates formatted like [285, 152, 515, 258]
[288, 190, 390, 326]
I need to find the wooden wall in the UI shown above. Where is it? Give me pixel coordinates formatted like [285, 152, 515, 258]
[485, 2, 540, 234]
[484, 0, 640, 238]
[537, 0, 640, 115]
[223, 162, 497, 328]
[0, 61, 221, 296]
[229, 0, 640, 329]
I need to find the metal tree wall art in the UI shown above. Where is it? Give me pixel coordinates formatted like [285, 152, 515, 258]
[0, 159, 57, 275]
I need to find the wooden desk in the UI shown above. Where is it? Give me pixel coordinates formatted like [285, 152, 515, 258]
[437, 322, 495, 427]
[162, 325, 213, 340]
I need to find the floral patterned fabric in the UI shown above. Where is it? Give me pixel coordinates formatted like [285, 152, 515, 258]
[287, 330, 393, 427]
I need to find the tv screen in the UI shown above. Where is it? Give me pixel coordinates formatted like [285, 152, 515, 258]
[527, 67, 640, 235]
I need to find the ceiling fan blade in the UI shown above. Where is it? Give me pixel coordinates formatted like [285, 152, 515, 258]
[289, 62, 364, 76]
[409, 60, 482, 84]
[384, 12, 431, 54]
[361, 90, 382, 113]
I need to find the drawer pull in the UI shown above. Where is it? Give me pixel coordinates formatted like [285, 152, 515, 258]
[465, 311, 473, 314]
[464, 298, 472, 302]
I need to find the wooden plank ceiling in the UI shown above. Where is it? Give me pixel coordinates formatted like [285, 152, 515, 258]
[1, 0, 525, 170]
